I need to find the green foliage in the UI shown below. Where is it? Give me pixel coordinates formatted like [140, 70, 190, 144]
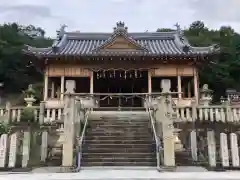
[0, 23, 52, 94]
[184, 21, 240, 99]
[0, 122, 11, 135]
[32, 82, 43, 103]
[20, 107, 35, 124]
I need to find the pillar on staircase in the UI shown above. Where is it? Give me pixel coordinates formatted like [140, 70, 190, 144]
[156, 79, 175, 167]
[62, 80, 76, 167]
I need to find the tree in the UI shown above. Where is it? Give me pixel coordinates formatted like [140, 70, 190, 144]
[0, 23, 52, 94]
[157, 21, 240, 98]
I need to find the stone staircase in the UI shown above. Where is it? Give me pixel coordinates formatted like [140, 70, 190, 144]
[81, 111, 157, 166]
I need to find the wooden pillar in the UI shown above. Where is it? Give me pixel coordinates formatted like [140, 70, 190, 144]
[194, 70, 199, 104]
[51, 81, 55, 98]
[177, 75, 182, 99]
[148, 70, 152, 94]
[90, 71, 93, 94]
[44, 74, 48, 101]
[187, 81, 191, 98]
[60, 76, 65, 100]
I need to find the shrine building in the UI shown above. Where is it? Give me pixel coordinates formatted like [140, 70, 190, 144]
[23, 22, 219, 107]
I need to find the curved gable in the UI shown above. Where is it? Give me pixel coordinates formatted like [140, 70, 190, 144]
[93, 22, 148, 52]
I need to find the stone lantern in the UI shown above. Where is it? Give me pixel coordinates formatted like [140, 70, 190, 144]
[200, 84, 213, 106]
[24, 84, 36, 107]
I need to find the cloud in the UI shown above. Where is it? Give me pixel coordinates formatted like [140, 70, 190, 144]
[187, 0, 240, 22]
[0, 0, 239, 37]
[0, 5, 52, 18]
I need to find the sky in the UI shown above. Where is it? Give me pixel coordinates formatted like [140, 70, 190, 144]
[0, 0, 240, 37]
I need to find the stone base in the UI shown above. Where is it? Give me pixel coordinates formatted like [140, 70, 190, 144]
[0, 167, 33, 172]
[174, 143, 184, 152]
[31, 166, 75, 173]
[157, 166, 176, 172]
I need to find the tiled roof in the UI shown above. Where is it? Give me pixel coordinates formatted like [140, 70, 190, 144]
[23, 22, 220, 58]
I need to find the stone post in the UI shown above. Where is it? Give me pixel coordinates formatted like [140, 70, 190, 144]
[156, 79, 175, 167]
[190, 100, 198, 161]
[39, 102, 45, 124]
[5, 102, 11, 124]
[223, 99, 233, 122]
[62, 80, 76, 167]
[39, 102, 48, 162]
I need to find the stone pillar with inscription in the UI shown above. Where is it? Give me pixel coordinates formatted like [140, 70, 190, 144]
[155, 79, 175, 167]
[8, 132, 18, 168]
[22, 131, 31, 167]
[0, 134, 8, 167]
[39, 102, 48, 162]
[62, 80, 76, 167]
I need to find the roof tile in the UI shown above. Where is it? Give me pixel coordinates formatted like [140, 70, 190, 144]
[23, 22, 220, 57]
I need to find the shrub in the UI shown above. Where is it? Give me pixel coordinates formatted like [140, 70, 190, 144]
[0, 122, 11, 135]
[20, 107, 35, 124]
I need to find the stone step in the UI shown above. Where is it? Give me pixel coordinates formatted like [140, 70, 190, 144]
[85, 139, 155, 144]
[85, 135, 154, 141]
[89, 111, 149, 116]
[81, 161, 157, 166]
[86, 130, 152, 138]
[87, 128, 152, 134]
[84, 143, 155, 148]
[82, 152, 155, 159]
[88, 121, 150, 125]
[90, 115, 149, 118]
[82, 156, 156, 163]
[88, 124, 151, 128]
[87, 125, 151, 132]
[175, 151, 195, 166]
[88, 122, 151, 126]
[83, 146, 155, 153]
[89, 116, 149, 120]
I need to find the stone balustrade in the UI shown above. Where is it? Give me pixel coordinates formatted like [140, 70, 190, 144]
[0, 105, 63, 124]
[1, 103, 239, 124]
[174, 104, 240, 122]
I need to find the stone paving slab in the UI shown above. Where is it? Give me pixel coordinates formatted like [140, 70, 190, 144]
[0, 167, 240, 180]
[1, 171, 240, 180]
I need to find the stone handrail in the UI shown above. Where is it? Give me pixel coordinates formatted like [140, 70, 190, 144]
[145, 98, 162, 169]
